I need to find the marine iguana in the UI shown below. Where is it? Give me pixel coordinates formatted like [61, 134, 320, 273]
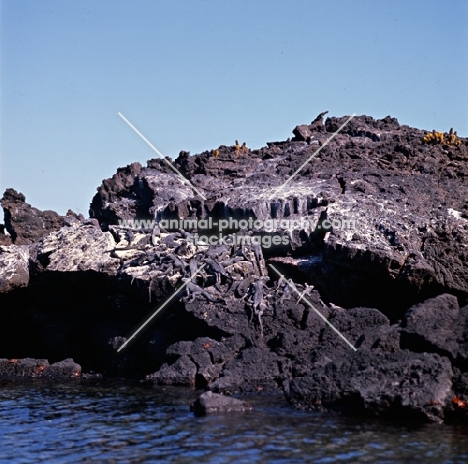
[232, 275, 256, 299]
[275, 277, 297, 304]
[160, 253, 188, 275]
[244, 277, 270, 335]
[180, 278, 225, 304]
[187, 254, 207, 284]
[175, 240, 190, 256]
[203, 258, 233, 285]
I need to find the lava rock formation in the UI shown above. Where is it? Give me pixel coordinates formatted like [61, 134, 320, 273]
[1, 113, 468, 423]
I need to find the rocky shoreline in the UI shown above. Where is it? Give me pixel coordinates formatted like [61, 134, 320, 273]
[1, 113, 468, 423]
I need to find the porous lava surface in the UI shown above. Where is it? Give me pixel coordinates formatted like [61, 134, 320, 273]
[1, 113, 468, 423]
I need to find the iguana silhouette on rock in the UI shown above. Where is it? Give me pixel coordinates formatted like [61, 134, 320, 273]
[244, 277, 270, 336]
[203, 258, 233, 285]
[160, 253, 188, 276]
[180, 278, 225, 304]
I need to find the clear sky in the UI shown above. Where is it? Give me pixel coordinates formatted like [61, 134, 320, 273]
[1, 0, 467, 216]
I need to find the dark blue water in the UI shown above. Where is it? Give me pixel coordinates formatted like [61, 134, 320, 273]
[1, 381, 468, 463]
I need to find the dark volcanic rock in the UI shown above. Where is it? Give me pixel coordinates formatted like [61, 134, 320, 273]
[41, 358, 82, 379]
[191, 391, 251, 416]
[2, 113, 468, 424]
[210, 347, 292, 394]
[147, 355, 198, 386]
[1, 189, 66, 245]
[401, 294, 468, 369]
[292, 111, 328, 141]
[450, 373, 468, 420]
[87, 114, 468, 320]
[89, 162, 144, 224]
[317, 307, 390, 359]
[146, 335, 247, 388]
[287, 350, 453, 423]
[0, 358, 81, 379]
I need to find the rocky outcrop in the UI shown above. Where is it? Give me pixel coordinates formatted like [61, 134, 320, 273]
[287, 350, 453, 423]
[38, 219, 119, 274]
[88, 114, 468, 320]
[1, 113, 468, 423]
[400, 294, 468, 370]
[1, 189, 66, 245]
[0, 358, 81, 379]
[89, 162, 144, 225]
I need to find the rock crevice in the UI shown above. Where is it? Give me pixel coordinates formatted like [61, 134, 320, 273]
[1, 113, 468, 423]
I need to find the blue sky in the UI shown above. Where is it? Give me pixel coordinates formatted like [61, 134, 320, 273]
[1, 0, 467, 216]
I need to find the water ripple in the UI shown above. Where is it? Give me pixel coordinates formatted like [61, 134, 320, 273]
[1, 382, 468, 463]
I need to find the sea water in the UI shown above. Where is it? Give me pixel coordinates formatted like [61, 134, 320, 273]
[1, 381, 467, 463]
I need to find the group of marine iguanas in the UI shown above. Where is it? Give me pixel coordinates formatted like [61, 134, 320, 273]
[106, 223, 318, 336]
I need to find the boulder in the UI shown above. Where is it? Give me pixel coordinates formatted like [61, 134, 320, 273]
[37, 222, 119, 274]
[401, 294, 468, 369]
[42, 358, 82, 379]
[146, 355, 197, 386]
[191, 391, 252, 416]
[146, 335, 247, 388]
[0, 357, 81, 379]
[0, 245, 30, 292]
[287, 350, 453, 423]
